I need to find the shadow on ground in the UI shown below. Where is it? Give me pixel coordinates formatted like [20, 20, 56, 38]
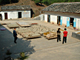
[0, 25, 35, 59]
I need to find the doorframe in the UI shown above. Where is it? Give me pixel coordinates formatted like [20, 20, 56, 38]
[73, 18, 76, 28]
[5, 13, 8, 19]
[47, 15, 50, 22]
[0, 14, 2, 20]
[18, 12, 22, 18]
[67, 17, 70, 27]
[57, 16, 60, 25]
[60, 16, 62, 25]
[70, 17, 74, 27]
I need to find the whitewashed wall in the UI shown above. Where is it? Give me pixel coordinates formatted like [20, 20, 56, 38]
[40, 14, 80, 30]
[8, 11, 18, 19]
[40, 14, 45, 21]
[51, 15, 57, 24]
[44, 14, 48, 22]
[0, 10, 31, 20]
[22, 10, 31, 18]
[76, 18, 80, 29]
[40, 14, 44, 21]
[62, 16, 67, 25]
[0, 12, 5, 20]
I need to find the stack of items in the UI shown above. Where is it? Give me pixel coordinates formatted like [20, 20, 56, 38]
[43, 29, 57, 40]
[7, 23, 19, 28]
[46, 32, 57, 40]
[31, 23, 38, 25]
[16, 25, 56, 39]
[16, 28, 41, 39]
[17, 22, 31, 27]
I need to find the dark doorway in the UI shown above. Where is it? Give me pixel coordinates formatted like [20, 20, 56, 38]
[0, 14, 2, 20]
[31, 9, 34, 18]
[5, 13, 8, 19]
[57, 16, 60, 24]
[48, 15, 50, 22]
[18, 12, 22, 18]
[70, 18, 74, 27]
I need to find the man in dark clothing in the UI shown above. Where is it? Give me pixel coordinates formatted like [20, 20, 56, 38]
[57, 28, 61, 42]
[13, 28, 17, 43]
[62, 28, 68, 44]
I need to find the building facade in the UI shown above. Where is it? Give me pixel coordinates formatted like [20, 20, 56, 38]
[40, 2, 80, 30]
[0, 5, 31, 20]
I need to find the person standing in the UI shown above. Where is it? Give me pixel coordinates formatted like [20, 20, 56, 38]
[62, 28, 68, 44]
[13, 28, 17, 43]
[57, 28, 61, 42]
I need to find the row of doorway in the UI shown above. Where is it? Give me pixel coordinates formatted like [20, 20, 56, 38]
[57, 16, 74, 27]
[47, 15, 75, 27]
[0, 12, 22, 20]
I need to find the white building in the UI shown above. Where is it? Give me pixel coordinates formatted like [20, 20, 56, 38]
[0, 5, 31, 20]
[40, 2, 80, 30]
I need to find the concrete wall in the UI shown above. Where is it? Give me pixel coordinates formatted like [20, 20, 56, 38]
[33, 15, 40, 20]
[40, 14, 80, 29]
[62, 16, 67, 25]
[0, 10, 31, 20]
[50, 15, 57, 24]
[22, 10, 31, 18]
[76, 18, 80, 29]
[8, 11, 18, 19]
[40, 14, 46, 21]
[40, 14, 43, 21]
[44, 14, 48, 22]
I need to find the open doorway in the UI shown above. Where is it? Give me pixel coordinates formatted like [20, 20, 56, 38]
[47, 15, 50, 22]
[0, 14, 2, 20]
[57, 16, 60, 25]
[18, 12, 22, 18]
[70, 18, 74, 27]
[5, 13, 8, 19]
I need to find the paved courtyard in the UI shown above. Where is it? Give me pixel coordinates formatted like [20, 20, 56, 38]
[0, 18, 80, 60]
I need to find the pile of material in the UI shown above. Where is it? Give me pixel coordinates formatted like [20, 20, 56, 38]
[60, 29, 64, 31]
[7, 23, 19, 28]
[16, 25, 56, 39]
[16, 28, 41, 39]
[31, 23, 38, 25]
[43, 32, 57, 40]
[17, 22, 31, 27]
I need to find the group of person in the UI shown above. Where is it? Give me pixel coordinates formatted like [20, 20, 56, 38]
[57, 28, 68, 44]
[13, 28, 68, 44]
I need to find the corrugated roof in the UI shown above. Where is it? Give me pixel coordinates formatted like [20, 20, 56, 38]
[42, 2, 80, 13]
[1, 5, 31, 11]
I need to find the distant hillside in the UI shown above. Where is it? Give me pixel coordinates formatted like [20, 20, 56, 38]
[34, 0, 80, 5]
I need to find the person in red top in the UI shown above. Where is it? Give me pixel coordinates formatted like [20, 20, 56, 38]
[62, 28, 68, 44]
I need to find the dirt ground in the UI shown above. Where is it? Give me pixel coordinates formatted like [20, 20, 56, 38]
[0, 18, 80, 60]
